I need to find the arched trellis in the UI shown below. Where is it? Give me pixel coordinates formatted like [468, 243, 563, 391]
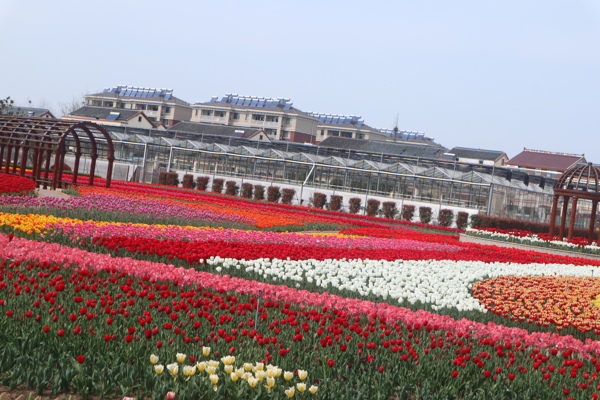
[548, 163, 600, 244]
[0, 116, 115, 189]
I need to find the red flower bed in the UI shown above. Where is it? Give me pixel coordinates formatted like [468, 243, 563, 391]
[339, 227, 460, 244]
[0, 173, 36, 195]
[90, 235, 600, 266]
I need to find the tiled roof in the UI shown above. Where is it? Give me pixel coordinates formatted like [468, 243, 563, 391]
[506, 149, 585, 171]
[69, 106, 141, 121]
[449, 147, 506, 161]
[318, 137, 447, 159]
[169, 121, 262, 138]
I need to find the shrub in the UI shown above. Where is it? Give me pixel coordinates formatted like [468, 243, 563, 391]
[158, 171, 167, 185]
[196, 176, 210, 191]
[267, 186, 281, 203]
[438, 209, 454, 227]
[160, 172, 179, 186]
[225, 181, 238, 196]
[281, 188, 296, 205]
[382, 201, 398, 219]
[401, 204, 415, 221]
[456, 211, 469, 230]
[211, 178, 224, 193]
[366, 199, 380, 217]
[241, 183, 253, 199]
[329, 195, 343, 212]
[348, 198, 362, 214]
[313, 192, 327, 209]
[419, 206, 432, 224]
[254, 185, 265, 201]
[182, 174, 196, 189]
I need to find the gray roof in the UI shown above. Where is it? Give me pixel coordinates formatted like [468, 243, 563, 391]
[318, 137, 447, 159]
[168, 121, 262, 138]
[1, 106, 55, 118]
[448, 147, 506, 161]
[69, 106, 141, 121]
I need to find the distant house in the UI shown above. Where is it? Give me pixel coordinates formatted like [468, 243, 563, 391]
[169, 121, 272, 143]
[191, 94, 318, 143]
[506, 148, 586, 178]
[309, 113, 387, 142]
[64, 106, 165, 130]
[84, 86, 192, 127]
[444, 147, 508, 167]
[0, 106, 55, 118]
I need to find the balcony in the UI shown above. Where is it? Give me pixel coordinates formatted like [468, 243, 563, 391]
[200, 116, 227, 123]
[251, 120, 279, 127]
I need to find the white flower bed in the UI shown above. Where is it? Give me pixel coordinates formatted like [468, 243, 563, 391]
[465, 228, 600, 253]
[207, 256, 600, 312]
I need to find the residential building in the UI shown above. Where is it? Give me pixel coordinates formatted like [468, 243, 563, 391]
[64, 106, 165, 130]
[0, 106, 55, 118]
[310, 113, 387, 142]
[84, 86, 192, 127]
[190, 94, 320, 143]
[444, 147, 508, 167]
[506, 148, 586, 178]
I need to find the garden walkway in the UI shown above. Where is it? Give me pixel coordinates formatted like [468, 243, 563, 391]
[459, 234, 600, 261]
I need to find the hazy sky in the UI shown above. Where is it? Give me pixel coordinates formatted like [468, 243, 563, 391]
[2, 0, 599, 162]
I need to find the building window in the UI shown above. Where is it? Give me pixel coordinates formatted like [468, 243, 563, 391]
[138, 116, 142, 122]
[150, 105, 159, 111]
[233, 113, 240, 119]
[357, 133, 365, 139]
[163, 119, 170, 126]
[266, 116, 279, 122]
[259, 135, 263, 140]
[215, 111, 225, 117]
[252, 114, 265, 121]
[118, 102, 126, 108]
[91, 100, 102, 106]
[136, 104, 147, 110]
[165, 107, 172, 113]
[283, 117, 291, 126]
[341, 131, 352, 138]
[195, 110, 198, 116]
[103, 101, 113, 107]
[201, 110, 212, 116]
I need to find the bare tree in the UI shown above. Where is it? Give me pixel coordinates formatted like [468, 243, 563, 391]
[59, 94, 86, 117]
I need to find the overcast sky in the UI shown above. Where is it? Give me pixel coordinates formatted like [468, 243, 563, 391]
[1, 0, 599, 162]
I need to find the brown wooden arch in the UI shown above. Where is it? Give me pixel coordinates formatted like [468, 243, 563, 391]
[0, 116, 115, 190]
[548, 162, 600, 244]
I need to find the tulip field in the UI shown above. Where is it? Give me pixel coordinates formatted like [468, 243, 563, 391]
[4, 174, 600, 399]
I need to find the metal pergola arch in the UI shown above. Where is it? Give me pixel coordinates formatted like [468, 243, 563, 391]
[549, 162, 600, 243]
[0, 116, 115, 189]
